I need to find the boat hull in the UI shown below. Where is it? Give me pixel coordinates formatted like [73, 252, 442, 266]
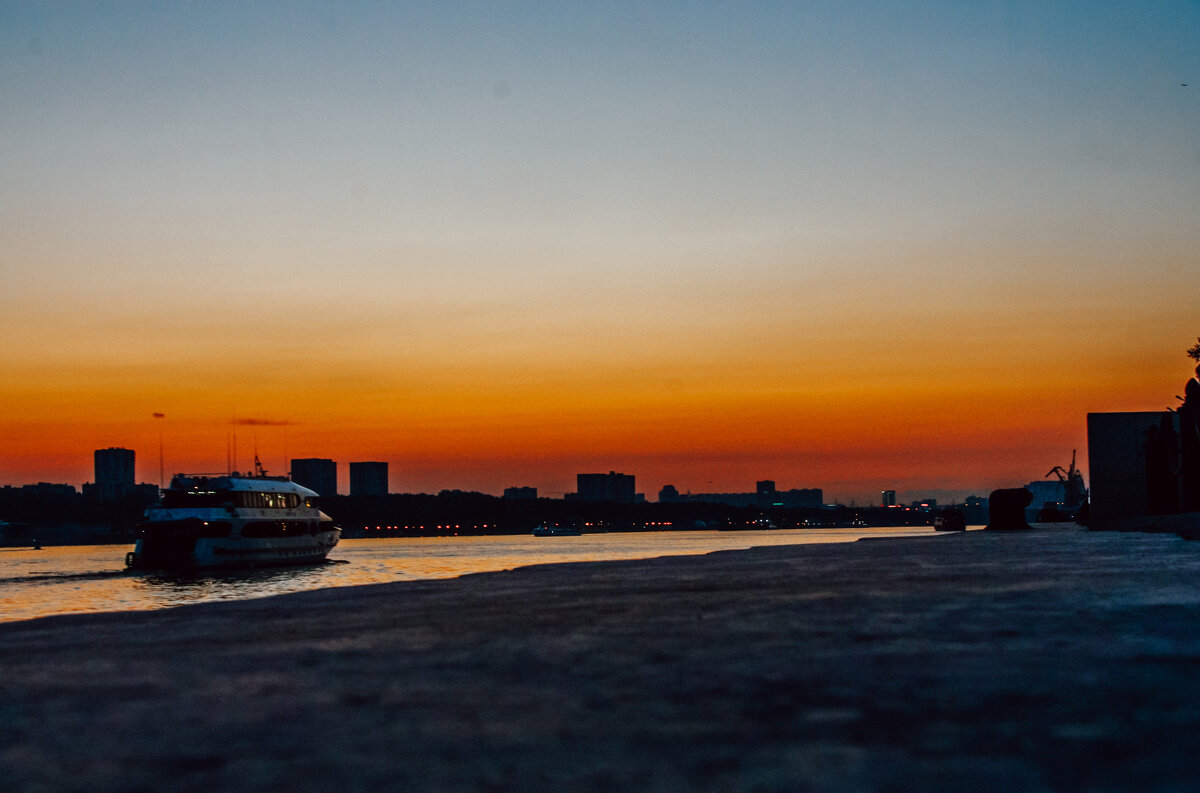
[128, 530, 341, 571]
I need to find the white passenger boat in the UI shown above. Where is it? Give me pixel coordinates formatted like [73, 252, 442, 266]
[126, 471, 340, 570]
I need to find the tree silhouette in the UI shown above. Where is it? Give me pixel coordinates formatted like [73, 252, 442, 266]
[1189, 337, 1200, 362]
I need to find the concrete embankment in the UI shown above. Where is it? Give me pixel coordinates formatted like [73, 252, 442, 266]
[3, 526, 1200, 792]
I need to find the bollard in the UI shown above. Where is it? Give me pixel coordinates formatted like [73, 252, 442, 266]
[986, 487, 1033, 530]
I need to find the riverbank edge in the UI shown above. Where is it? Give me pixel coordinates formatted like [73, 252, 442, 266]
[4, 523, 1200, 792]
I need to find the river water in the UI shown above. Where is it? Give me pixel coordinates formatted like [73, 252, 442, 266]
[0, 527, 944, 623]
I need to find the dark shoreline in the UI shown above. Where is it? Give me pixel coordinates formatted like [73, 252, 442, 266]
[4, 526, 1200, 791]
[0, 489, 978, 547]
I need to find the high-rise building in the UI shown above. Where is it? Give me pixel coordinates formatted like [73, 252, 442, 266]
[291, 458, 337, 496]
[881, 489, 897, 507]
[94, 447, 135, 502]
[756, 480, 778, 506]
[349, 461, 388, 496]
[575, 471, 636, 503]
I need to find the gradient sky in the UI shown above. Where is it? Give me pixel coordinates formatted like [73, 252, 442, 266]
[2, 1, 1198, 503]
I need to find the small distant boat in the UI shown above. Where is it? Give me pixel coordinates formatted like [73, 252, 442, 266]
[127, 470, 340, 570]
[532, 523, 581, 537]
[933, 509, 967, 531]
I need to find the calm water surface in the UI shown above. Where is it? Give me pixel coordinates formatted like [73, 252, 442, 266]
[0, 528, 942, 623]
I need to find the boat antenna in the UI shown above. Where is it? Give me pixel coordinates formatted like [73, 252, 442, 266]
[230, 408, 238, 475]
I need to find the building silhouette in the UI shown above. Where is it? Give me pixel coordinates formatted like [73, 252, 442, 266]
[291, 458, 337, 496]
[667, 484, 823, 508]
[94, 447, 135, 502]
[349, 461, 388, 496]
[964, 495, 988, 524]
[503, 486, 538, 500]
[574, 471, 636, 503]
[1023, 479, 1069, 522]
[881, 490, 897, 507]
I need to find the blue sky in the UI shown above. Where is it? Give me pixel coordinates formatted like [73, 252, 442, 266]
[2, 1, 1199, 498]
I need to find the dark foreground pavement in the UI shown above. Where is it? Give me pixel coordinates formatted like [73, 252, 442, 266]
[3, 526, 1200, 792]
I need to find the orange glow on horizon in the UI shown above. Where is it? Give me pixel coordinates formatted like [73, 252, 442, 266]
[2, 334, 1191, 503]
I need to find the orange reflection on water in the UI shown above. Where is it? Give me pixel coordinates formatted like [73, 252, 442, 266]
[0, 529, 945, 623]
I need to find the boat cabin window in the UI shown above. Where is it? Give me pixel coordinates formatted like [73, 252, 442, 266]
[235, 492, 301, 509]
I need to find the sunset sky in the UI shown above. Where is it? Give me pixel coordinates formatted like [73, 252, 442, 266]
[2, 1, 1198, 503]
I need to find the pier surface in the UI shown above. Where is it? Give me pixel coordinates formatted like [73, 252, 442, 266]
[4, 526, 1200, 792]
